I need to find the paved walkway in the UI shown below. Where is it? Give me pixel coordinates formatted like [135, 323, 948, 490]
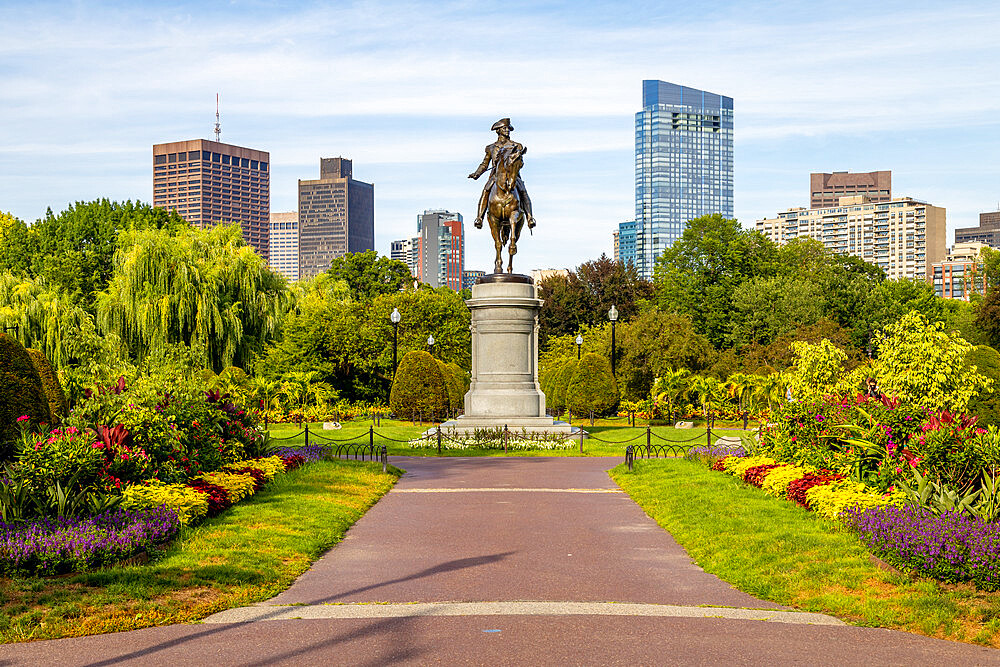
[2, 457, 998, 665]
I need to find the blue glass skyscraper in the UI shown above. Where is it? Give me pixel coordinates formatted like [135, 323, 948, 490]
[634, 80, 733, 279]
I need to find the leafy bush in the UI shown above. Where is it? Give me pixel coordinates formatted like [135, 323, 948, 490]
[16, 427, 105, 492]
[389, 351, 450, 421]
[228, 456, 286, 482]
[0, 506, 180, 576]
[761, 464, 810, 498]
[804, 479, 906, 520]
[194, 471, 256, 503]
[25, 348, 68, 423]
[120, 481, 209, 526]
[786, 472, 843, 508]
[722, 455, 776, 477]
[445, 362, 468, 414]
[552, 360, 578, 413]
[186, 479, 230, 516]
[743, 463, 782, 487]
[566, 353, 620, 419]
[0, 332, 50, 459]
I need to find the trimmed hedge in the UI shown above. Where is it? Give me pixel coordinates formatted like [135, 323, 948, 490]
[26, 348, 68, 423]
[444, 362, 468, 414]
[0, 332, 50, 459]
[552, 360, 578, 412]
[566, 352, 619, 417]
[390, 351, 450, 421]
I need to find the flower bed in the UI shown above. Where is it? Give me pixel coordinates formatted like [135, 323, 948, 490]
[0, 506, 180, 576]
[843, 504, 1000, 590]
[408, 430, 576, 451]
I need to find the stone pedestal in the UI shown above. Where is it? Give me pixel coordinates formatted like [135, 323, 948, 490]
[439, 274, 574, 436]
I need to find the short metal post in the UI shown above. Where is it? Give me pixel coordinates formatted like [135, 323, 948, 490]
[646, 425, 651, 457]
[503, 425, 509, 454]
[706, 414, 712, 449]
[381, 445, 387, 473]
[437, 426, 442, 456]
[626, 445, 633, 471]
[304, 423, 310, 448]
[579, 429, 584, 454]
[369, 425, 374, 454]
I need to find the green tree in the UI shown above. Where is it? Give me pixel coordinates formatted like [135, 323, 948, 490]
[653, 214, 780, 348]
[390, 351, 450, 421]
[27, 200, 186, 305]
[0, 333, 50, 459]
[326, 250, 412, 300]
[0, 211, 35, 277]
[615, 310, 713, 401]
[965, 346, 1000, 427]
[732, 276, 825, 346]
[785, 339, 848, 401]
[652, 368, 690, 421]
[97, 225, 291, 372]
[566, 353, 619, 423]
[873, 311, 989, 414]
[688, 375, 721, 422]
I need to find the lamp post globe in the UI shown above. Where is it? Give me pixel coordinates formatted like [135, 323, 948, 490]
[608, 305, 618, 377]
[427, 334, 435, 356]
[575, 334, 583, 360]
[390, 308, 401, 379]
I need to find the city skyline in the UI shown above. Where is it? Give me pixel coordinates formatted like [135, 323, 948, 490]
[2, 0, 999, 273]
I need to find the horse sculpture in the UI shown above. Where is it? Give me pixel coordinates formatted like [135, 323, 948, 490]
[486, 145, 527, 274]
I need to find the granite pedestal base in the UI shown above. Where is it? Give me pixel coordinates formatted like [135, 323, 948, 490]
[438, 274, 576, 437]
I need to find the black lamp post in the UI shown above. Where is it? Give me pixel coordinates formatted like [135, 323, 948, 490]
[575, 334, 583, 360]
[390, 308, 401, 378]
[427, 334, 435, 357]
[608, 305, 618, 376]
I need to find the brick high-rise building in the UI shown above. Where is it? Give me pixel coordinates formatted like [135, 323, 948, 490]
[810, 171, 891, 209]
[153, 139, 270, 258]
[392, 210, 464, 290]
[297, 158, 374, 280]
[955, 210, 1000, 248]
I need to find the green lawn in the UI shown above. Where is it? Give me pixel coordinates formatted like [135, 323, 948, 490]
[0, 459, 399, 643]
[610, 458, 1000, 648]
[268, 418, 751, 458]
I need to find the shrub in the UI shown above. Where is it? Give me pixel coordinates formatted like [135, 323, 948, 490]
[25, 348, 68, 423]
[0, 332, 50, 459]
[16, 427, 105, 492]
[786, 472, 843, 508]
[805, 479, 906, 520]
[185, 479, 230, 516]
[722, 455, 776, 478]
[389, 351, 450, 421]
[552, 360, 578, 413]
[230, 456, 286, 481]
[120, 481, 209, 525]
[743, 463, 782, 487]
[445, 362, 469, 414]
[194, 471, 256, 503]
[566, 353, 620, 419]
[761, 464, 810, 498]
[435, 359, 458, 415]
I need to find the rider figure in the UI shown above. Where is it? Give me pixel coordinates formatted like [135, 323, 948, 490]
[468, 118, 536, 230]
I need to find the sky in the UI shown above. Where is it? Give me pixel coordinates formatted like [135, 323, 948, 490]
[1, 0, 999, 273]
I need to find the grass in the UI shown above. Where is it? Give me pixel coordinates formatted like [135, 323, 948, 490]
[269, 418, 751, 458]
[0, 459, 400, 644]
[610, 458, 1000, 648]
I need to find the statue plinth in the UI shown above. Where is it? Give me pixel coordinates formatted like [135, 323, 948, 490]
[438, 275, 574, 435]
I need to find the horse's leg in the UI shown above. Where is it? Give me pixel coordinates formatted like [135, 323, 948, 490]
[488, 214, 503, 274]
[507, 210, 522, 273]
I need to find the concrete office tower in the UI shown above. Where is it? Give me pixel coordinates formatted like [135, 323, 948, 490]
[268, 212, 299, 281]
[811, 171, 891, 209]
[634, 80, 733, 279]
[756, 195, 946, 281]
[298, 158, 374, 280]
[390, 237, 419, 278]
[416, 209, 464, 290]
[955, 210, 1000, 248]
[153, 139, 270, 258]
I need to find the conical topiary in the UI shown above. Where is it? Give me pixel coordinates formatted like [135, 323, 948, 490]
[566, 352, 620, 421]
[445, 362, 469, 414]
[553, 359, 578, 413]
[0, 333, 51, 460]
[26, 348, 68, 423]
[390, 351, 450, 421]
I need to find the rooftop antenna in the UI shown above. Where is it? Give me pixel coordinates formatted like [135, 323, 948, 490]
[214, 93, 221, 142]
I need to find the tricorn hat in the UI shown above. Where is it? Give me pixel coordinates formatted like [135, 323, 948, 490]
[491, 118, 513, 131]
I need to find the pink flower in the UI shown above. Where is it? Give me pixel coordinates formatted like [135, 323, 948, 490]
[16, 415, 30, 423]
[975, 428, 987, 435]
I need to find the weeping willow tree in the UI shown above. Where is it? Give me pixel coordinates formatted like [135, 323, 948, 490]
[97, 224, 292, 372]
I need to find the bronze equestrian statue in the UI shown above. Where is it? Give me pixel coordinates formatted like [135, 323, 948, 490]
[469, 118, 536, 274]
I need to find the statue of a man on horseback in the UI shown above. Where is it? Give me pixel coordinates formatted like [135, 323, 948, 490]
[469, 118, 536, 274]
